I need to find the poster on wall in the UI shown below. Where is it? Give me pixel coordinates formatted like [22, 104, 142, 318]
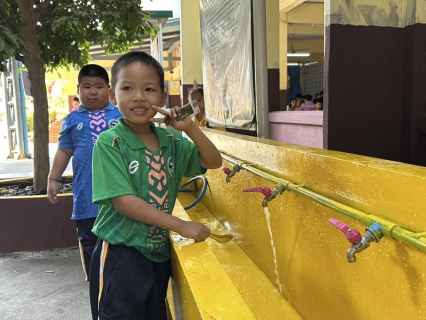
[200, 0, 255, 129]
[328, 0, 417, 28]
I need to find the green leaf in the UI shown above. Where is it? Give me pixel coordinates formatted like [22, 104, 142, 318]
[0, 0, 157, 70]
[0, 0, 159, 190]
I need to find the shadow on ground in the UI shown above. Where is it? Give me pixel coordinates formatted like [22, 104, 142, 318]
[0, 247, 91, 320]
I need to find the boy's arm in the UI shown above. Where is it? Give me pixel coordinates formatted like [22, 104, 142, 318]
[112, 195, 210, 241]
[47, 148, 73, 204]
[183, 122, 222, 169]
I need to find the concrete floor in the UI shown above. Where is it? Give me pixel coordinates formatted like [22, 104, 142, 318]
[0, 116, 88, 318]
[0, 143, 73, 180]
[0, 122, 88, 318]
[0, 116, 72, 180]
[0, 247, 91, 320]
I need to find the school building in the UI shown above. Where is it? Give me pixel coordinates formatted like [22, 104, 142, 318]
[1, 1, 425, 319]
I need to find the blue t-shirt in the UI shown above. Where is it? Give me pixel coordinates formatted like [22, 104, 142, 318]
[58, 102, 122, 220]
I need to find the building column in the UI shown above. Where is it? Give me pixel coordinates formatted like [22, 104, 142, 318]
[279, 21, 288, 110]
[324, 0, 426, 165]
[266, 0, 281, 112]
[180, 0, 203, 105]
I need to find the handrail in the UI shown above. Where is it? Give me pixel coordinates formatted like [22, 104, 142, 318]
[221, 153, 426, 252]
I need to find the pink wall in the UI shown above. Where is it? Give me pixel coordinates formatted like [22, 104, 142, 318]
[269, 111, 323, 148]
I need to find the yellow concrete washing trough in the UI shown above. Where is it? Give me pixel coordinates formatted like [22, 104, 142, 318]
[168, 129, 426, 320]
[168, 196, 302, 319]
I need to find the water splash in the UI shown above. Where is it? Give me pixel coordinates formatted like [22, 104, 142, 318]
[263, 207, 283, 294]
[171, 234, 195, 245]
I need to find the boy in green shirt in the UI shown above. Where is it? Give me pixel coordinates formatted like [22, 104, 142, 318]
[89, 51, 222, 320]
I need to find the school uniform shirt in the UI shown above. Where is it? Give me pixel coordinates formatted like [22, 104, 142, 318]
[298, 101, 317, 111]
[58, 102, 122, 220]
[194, 115, 206, 127]
[91, 118, 206, 263]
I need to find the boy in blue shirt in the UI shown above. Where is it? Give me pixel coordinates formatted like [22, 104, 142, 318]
[47, 64, 122, 281]
[89, 51, 222, 320]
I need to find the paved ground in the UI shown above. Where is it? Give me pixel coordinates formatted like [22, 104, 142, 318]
[0, 247, 92, 320]
[0, 116, 72, 179]
[0, 143, 73, 180]
[2, 151, 109, 320]
[0, 128, 85, 319]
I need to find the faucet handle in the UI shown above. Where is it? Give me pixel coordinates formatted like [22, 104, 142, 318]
[222, 167, 231, 174]
[328, 218, 362, 244]
[242, 187, 272, 196]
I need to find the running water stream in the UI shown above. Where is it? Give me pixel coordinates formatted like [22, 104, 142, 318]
[263, 206, 283, 294]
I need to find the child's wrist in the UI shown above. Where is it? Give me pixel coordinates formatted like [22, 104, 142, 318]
[183, 121, 198, 134]
[173, 218, 186, 235]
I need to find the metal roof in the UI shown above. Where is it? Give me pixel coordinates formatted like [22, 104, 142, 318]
[88, 18, 180, 70]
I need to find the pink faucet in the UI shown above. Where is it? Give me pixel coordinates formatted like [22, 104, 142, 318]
[242, 187, 272, 196]
[222, 166, 240, 183]
[243, 187, 278, 207]
[328, 218, 362, 244]
[328, 218, 382, 263]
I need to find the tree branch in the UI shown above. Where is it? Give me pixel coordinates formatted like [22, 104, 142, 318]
[0, 6, 19, 34]
[34, 6, 55, 22]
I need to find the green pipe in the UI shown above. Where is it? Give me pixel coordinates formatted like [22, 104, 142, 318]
[221, 153, 426, 252]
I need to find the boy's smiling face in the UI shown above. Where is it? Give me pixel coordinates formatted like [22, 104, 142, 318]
[109, 61, 167, 128]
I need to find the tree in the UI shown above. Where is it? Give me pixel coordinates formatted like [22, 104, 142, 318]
[0, 0, 157, 192]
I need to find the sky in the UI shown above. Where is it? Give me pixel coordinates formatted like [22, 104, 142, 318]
[141, 0, 181, 18]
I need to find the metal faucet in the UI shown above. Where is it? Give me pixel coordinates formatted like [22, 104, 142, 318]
[222, 164, 241, 183]
[243, 184, 285, 207]
[329, 219, 384, 263]
[346, 230, 377, 263]
[261, 187, 280, 207]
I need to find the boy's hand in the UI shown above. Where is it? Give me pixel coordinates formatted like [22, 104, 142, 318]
[47, 179, 58, 204]
[178, 221, 210, 242]
[150, 105, 195, 131]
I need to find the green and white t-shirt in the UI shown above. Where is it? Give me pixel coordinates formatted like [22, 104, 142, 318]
[92, 118, 206, 262]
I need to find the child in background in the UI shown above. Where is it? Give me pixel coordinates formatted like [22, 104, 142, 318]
[315, 97, 323, 110]
[287, 98, 297, 111]
[47, 64, 122, 282]
[71, 96, 80, 111]
[188, 81, 206, 127]
[295, 93, 304, 110]
[89, 51, 222, 320]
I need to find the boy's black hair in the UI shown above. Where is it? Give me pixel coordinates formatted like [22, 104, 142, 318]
[73, 96, 80, 102]
[111, 51, 165, 92]
[77, 64, 109, 86]
[304, 94, 312, 101]
[295, 93, 304, 99]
